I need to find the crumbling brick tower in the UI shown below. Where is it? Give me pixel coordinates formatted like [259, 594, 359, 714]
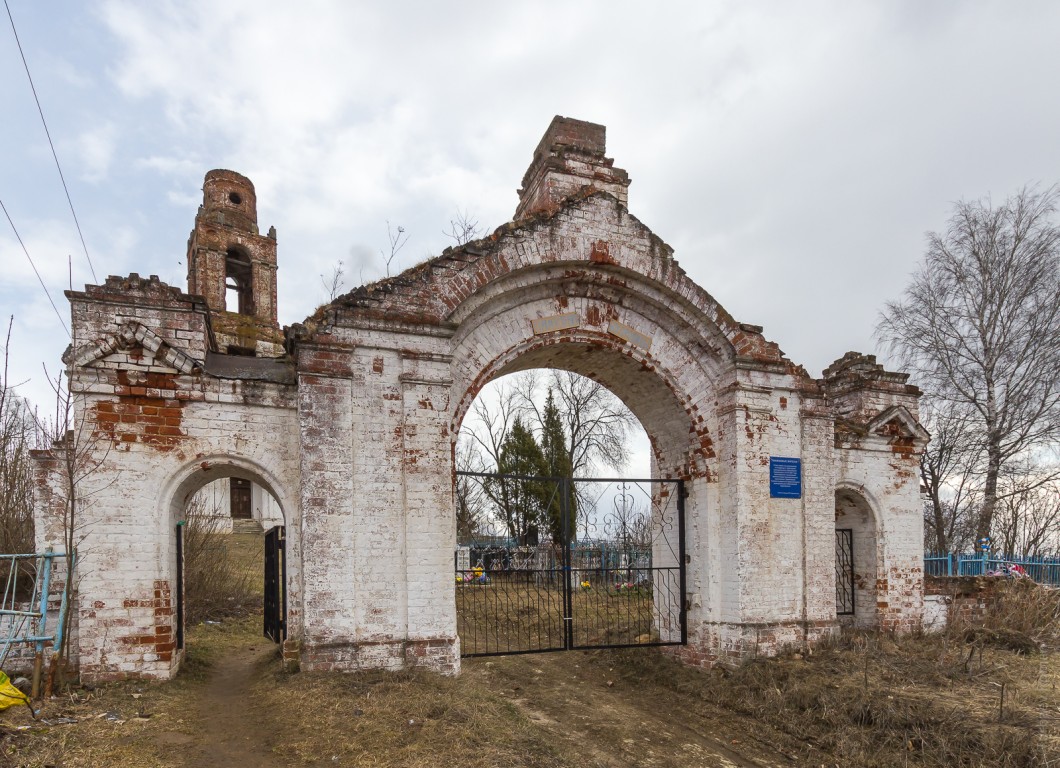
[186, 170, 283, 356]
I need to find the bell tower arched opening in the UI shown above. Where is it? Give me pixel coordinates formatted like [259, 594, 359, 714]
[224, 246, 254, 316]
[186, 169, 283, 356]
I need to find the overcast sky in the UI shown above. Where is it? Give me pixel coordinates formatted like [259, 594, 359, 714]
[4, 1, 1060, 429]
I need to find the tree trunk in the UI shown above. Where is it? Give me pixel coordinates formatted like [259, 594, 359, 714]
[977, 440, 1001, 543]
[976, 378, 1001, 544]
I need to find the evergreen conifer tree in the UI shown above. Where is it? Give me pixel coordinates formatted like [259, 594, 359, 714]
[496, 417, 548, 544]
[540, 389, 577, 542]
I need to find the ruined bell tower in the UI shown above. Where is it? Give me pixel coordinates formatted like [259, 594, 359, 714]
[515, 116, 630, 219]
[186, 169, 283, 356]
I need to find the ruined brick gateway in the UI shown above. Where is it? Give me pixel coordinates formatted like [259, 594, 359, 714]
[33, 117, 928, 681]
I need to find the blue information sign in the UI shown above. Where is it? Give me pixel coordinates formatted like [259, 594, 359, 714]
[769, 457, 802, 499]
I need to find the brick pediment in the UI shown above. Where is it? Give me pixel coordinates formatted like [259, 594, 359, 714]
[835, 405, 929, 451]
[63, 321, 202, 374]
[866, 405, 929, 443]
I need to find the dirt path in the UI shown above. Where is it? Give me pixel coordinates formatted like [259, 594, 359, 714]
[467, 653, 800, 768]
[159, 638, 798, 768]
[175, 636, 281, 768]
[170, 642, 800, 768]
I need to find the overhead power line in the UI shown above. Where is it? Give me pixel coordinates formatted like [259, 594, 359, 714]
[5, 0, 99, 284]
[1, 199, 71, 337]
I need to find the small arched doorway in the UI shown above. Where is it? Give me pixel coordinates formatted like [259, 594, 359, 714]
[834, 488, 880, 628]
[164, 457, 290, 658]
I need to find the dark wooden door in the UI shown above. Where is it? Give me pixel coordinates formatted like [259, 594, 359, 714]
[230, 477, 252, 519]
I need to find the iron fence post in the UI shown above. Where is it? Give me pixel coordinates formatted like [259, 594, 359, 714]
[561, 476, 574, 650]
[35, 550, 53, 656]
[52, 550, 73, 662]
[677, 479, 687, 646]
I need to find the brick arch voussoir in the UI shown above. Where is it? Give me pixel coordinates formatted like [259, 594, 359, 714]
[452, 329, 718, 480]
[448, 265, 736, 384]
[160, 452, 292, 524]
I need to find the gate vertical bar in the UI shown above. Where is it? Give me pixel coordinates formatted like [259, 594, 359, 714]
[561, 476, 574, 650]
[31, 551, 53, 697]
[677, 480, 687, 645]
[263, 527, 276, 642]
[263, 526, 287, 643]
[175, 522, 185, 651]
[278, 526, 287, 641]
[835, 529, 855, 615]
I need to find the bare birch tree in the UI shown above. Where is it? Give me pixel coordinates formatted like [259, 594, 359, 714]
[878, 185, 1060, 542]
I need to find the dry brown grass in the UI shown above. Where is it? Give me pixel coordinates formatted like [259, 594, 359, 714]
[251, 665, 570, 768]
[0, 616, 579, 768]
[457, 577, 662, 654]
[602, 582, 1060, 767]
[2, 552, 1057, 767]
[183, 523, 261, 624]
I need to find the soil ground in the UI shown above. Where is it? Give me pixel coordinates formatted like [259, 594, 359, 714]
[0, 533, 1056, 767]
[0, 618, 811, 768]
[1, 616, 1056, 768]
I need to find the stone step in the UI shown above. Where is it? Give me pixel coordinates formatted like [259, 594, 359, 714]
[232, 519, 264, 535]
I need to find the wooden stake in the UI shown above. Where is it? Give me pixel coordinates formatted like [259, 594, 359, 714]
[30, 651, 42, 699]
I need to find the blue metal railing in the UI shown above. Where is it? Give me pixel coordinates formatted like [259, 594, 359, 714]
[925, 551, 1060, 586]
[0, 550, 74, 674]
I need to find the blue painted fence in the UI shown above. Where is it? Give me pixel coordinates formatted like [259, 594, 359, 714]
[924, 551, 1060, 586]
[0, 550, 74, 679]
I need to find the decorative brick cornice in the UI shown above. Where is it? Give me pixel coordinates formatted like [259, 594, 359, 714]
[63, 321, 202, 374]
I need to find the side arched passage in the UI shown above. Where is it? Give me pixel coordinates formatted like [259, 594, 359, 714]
[163, 456, 294, 655]
[834, 489, 880, 628]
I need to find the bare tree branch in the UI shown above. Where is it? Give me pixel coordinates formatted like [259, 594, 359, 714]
[443, 209, 482, 247]
[383, 221, 408, 277]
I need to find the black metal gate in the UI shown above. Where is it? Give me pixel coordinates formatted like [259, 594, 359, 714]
[835, 528, 855, 615]
[456, 473, 685, 657]
[175, 521, 185, 651]
[263, 525, 286, 643]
